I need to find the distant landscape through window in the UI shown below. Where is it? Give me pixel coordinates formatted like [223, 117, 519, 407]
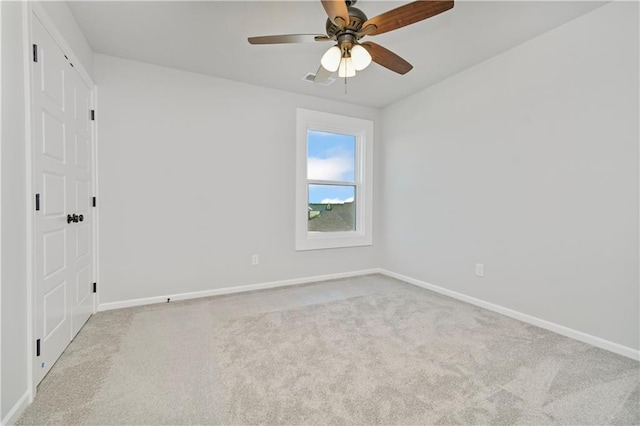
[307, 130, 356, 232]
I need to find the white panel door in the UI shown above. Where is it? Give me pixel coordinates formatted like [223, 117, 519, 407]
[32, 15, 95, 383]
[68, 56, 94, 337]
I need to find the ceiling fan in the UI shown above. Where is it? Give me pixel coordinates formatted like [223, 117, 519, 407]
[248, 0, 454, 83]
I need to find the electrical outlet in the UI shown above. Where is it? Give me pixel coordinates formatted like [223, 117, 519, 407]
[251, 254, 259, 266]
[475, 263, 484, 277]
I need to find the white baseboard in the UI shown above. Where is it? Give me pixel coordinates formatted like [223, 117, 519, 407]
[2, 390, 30, 426]
[380, 269, 640, 361]
[97, 268, 382, 312]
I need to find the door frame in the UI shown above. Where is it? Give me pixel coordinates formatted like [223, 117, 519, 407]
[23, 2, 99, 401]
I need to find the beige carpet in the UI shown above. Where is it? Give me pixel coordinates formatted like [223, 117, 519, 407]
[17, 274, 640, 425]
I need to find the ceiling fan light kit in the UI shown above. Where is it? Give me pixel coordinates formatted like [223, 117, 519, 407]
[248, 0, 455, 84]
[321, 43, 371, 76]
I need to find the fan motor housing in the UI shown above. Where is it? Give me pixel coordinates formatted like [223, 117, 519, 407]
[325, 6, 368, 39]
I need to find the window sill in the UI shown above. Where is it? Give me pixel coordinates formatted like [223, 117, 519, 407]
[295, 232, 373, 251]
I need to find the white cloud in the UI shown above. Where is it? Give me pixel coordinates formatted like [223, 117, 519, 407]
[308, 156, 353, 181]
[320, 197, 354, 204]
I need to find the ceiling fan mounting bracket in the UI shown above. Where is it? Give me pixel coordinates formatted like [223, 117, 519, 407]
[357, 24, 377, 37]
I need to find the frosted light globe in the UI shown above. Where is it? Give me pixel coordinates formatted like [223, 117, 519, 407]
[338, 57, 356, 78]
[351, 44, 372, 71]
[320, 46, 341, 72]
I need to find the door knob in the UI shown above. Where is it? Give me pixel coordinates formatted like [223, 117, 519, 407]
[67, 214, 82, 223]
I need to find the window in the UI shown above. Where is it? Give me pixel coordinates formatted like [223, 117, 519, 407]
[296, 109, 373, 250]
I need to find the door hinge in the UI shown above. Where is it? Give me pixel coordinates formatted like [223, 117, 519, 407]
[91, 110, 95, 121]
[92, 196, 96, 207]
[33, 44, 38, 62]
[35, 193, 41, 211]
[93, 282, 97, 293]
[36, 339, 41, 357]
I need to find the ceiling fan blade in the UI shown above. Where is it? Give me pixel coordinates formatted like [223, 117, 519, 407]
[248, 34, 331, 45]
[360, 0, 454, 36]
[313, 64, 333, 84]
[321, 0, 350, 29]
[361, 42, 413, 75]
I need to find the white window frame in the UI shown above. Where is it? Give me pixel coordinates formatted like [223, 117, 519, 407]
[295, 108, 373, 251]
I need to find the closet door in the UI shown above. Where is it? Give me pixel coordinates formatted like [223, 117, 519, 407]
[68, 57, 94, 337]
[32, 14, 94, 383]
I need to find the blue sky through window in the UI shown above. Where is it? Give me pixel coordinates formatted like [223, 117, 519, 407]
[309, 184, 355, 205]
[307, 130, 356, 204]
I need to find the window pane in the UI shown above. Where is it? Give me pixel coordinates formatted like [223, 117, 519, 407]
[308, 184, 356, 232]
[307, 130, 356, 182]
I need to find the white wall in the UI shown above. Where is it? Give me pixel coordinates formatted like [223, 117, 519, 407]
[1, 1, 29, 422]
[94, 54, 381, 305]
[380, 2, 639, 351]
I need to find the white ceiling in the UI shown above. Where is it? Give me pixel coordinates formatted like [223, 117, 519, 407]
[68, 1, 606, 108]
